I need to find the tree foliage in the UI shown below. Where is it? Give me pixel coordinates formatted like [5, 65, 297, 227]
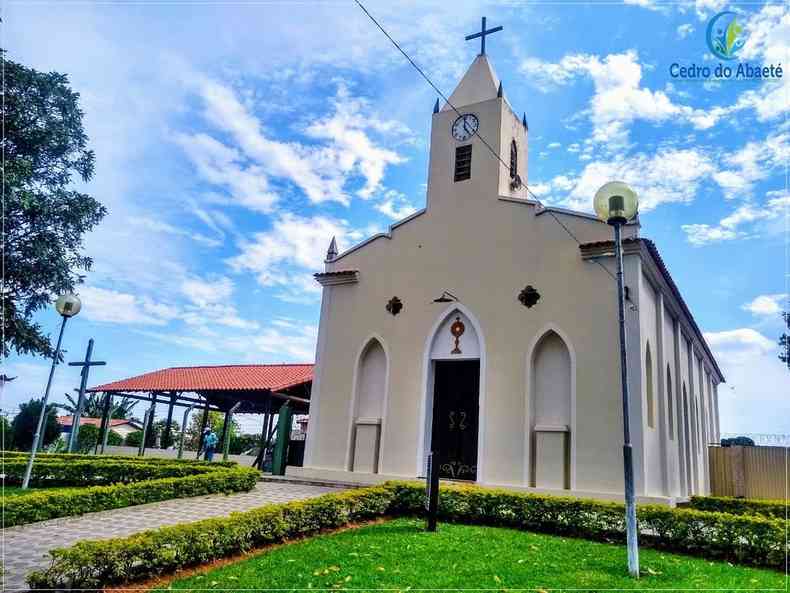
[2, 52, 107, 358]
[11, 397, 61, 450]
[57, 392, 137, 420]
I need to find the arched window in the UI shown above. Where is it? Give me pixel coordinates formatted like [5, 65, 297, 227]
[510, 139, 518, 179]
[666, 365, 674, 439]
[645, 343, 655, 428]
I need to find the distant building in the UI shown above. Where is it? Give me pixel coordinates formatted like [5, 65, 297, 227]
[57, 416, 142, 439]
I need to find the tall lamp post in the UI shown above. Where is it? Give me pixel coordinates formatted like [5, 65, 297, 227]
[22, 293, 82, 489]
[594, 181, 640, 578]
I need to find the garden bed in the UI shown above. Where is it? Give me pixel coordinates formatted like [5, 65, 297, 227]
[154, 518, 786, 591]
[1, 452, 258, 526]
[27, 481, 788, 589]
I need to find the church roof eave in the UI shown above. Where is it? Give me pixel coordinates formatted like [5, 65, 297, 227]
[324, 207, 427, 265]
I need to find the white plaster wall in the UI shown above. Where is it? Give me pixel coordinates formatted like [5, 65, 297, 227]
[639, 276, 663, 496]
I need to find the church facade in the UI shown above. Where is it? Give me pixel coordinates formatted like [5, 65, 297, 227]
[292, 53, 724, 504]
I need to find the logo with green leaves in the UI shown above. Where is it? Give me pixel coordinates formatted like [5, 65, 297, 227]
[706, 11, 746, 61]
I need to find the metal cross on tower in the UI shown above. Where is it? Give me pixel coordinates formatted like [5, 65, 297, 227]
[66, 338, 106, 452]
[465, 16, 503, 56]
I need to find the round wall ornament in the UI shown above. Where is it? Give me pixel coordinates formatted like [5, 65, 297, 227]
[518, 285, 540, 308]
[386, 296, 403, 316]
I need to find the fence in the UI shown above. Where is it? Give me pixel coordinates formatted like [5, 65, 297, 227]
[708, 445, 788, 500]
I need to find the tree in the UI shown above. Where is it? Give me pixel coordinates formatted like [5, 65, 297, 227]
[11, 397, 61, 450]
[1, 415, 14, 450]
[153, 419, 180, 449]
[185, 411, 238, 451]
[779, 311, 789, 370]
[2, 53, 107, 358]
[75, 424, 122, 452]
[57, 392, 137, 419]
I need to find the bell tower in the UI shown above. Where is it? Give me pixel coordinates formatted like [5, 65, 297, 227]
[425, 19, 528, 214]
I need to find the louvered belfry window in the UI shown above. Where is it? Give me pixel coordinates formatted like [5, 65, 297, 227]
[510, 140, 518, 179]
[454, 145, 472, 182]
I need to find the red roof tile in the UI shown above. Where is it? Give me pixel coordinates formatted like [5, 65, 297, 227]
[88, 364, 314, 393]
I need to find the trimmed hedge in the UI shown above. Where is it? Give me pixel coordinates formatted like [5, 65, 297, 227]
[388, 482, 787, 567]
[26, 481, 788, 589]
[1, 453, 257, 526]
[688, 495, 787, 519]
[3, 453, 236, 488]
[27, 486, 394, 589]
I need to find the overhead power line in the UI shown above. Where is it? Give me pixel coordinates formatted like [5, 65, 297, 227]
[353, 0, 617, 282]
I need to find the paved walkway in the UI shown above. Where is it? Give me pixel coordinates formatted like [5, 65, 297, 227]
[2, 481, 340, 590]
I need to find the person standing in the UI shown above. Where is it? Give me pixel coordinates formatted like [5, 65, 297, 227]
[202, 427, 218, 462]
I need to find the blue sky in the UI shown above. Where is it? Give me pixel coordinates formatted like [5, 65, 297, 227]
[4, 0, 788, 435]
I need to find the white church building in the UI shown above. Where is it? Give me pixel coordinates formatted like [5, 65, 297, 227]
[292, 48, 724, 504]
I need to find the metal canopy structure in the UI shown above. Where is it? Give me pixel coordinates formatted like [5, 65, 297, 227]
[87, 364, 313, 464]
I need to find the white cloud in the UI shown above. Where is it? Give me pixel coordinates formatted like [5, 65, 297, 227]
[704, 328, 775, 353]
[742, 294, 787, 317]
[704, 327, 790, 434]
[129, 216, 223, 248]
[546, 142, 561, 149]
[174, 132, 279, 213]
[520, 51, 727, 145]
[676, 23, 694, 39]
[534, 147, 716, 212]
[693, 0, 727, 20]
[681, 191, 789, 245]
[227, 319, 318, 362]
[302, 84, 409, 199]
[375, 189, 419, 220]
[180, 277, 234, 308]
[76, 286, 180, 326]
[227, 212, 354, 293]
[180, 78, 411, 210]
[713, 132, 789, 198]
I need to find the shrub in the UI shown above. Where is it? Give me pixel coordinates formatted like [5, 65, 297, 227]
[4, 465, 259, 527]
[124, 430, 142, 447]
[689, 495, 787, 519]
[107, 430, 124, 446]
[25, 481, 788, 589]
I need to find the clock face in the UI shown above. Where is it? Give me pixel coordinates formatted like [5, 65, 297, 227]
[451, 114, 479, 141]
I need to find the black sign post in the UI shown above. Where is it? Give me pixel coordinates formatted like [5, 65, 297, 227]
[425, 451, 440, 532]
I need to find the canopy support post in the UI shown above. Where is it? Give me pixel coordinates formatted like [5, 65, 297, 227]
[197, 399, 210, 460]
[162, 391, 177, 449]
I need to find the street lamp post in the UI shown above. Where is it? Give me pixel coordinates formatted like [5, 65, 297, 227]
[22, 293, 82, 489]
[594, 182, 640, 578]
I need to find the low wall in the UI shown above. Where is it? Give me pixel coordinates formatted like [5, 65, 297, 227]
[103, 445, 259, 466]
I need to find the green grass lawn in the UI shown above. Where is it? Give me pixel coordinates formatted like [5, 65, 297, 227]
[160, 518, 786, 591]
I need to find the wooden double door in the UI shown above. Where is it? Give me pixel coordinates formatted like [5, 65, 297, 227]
[430, 360, 480, 481]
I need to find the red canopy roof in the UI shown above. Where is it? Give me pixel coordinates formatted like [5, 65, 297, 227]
[88, 364, 314, 394]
